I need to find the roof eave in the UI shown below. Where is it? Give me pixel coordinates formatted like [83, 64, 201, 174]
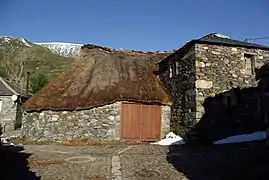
[22, 99, 172, 113]
[197, 40, 269, 50]
[157, 40, 198, 64]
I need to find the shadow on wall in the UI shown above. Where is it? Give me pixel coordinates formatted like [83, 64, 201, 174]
[0, 145, 40, 180]
[191, 86, 264, 144]
[167, 81, 269, 179]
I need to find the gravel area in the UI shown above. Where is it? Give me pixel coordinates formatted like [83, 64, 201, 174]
[0, 144, 186, 180]
[119, 145, 186, 180]
[2, 141, 269, 180]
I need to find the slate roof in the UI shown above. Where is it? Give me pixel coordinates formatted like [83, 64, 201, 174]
[0, 77, 29, 97]
[198, 33, 269, 50]
[158, 33, 269, 64]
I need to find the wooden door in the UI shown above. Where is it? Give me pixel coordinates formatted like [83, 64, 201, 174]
[140, 104, 161, 141]
[121, 102, 161, 142]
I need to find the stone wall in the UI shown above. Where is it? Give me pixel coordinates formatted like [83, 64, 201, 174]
[158, 45, 196, 137]
[0, 96, 17, 131]
[193, 44, 269, 142]
[161, 106, 171, 137]
[159, 42, 269, 140]
[22, 102, 171, 142]
[22, 102, 121, 141]
[195, 44, 269, 121]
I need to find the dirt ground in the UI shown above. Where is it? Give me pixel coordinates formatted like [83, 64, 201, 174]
[1, 141, 269, 180]
[0, 143, 185, 180]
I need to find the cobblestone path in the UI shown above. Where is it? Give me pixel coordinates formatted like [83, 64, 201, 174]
[15, 144, 186, 180]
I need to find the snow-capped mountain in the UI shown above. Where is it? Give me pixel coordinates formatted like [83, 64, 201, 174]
[35, 42, 83, 58]
[0, 36, 32, 47]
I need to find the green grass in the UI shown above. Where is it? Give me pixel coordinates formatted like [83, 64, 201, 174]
[0, 37, 74, 91]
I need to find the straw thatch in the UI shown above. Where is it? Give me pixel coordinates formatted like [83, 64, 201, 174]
[22, 46, 172, 111]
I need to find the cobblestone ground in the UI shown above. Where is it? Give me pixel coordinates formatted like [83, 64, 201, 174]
[3, 141, 269, 180]
[4, 144, 186, 180]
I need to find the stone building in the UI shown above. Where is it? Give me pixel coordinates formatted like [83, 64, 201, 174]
[255, 60, 269, 143]
[21, 45, 171, 142]
[157, 33, 269, 141]
[0, 77, 30, 131]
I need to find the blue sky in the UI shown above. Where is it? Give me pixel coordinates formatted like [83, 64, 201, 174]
[1, 0, 269, 51]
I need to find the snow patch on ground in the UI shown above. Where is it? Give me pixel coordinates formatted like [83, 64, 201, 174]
[213, 131, 267, 144]
[1, 137, 14, 145]
[151, 132, 185, 146]
[1, 133, 22, 147]
[152, 131, 267, 146]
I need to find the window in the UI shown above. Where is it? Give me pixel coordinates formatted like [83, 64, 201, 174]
[244, 53, 255, 76]
[172, 62, 176, 77]
[175, 61, 179, 75]
[169, 65, 172, 78]
[0, 100, 3, 112]
[222, 92, 237, 106]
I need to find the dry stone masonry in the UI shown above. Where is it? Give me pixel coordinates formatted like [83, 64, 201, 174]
[193, 44, 269, 142]
[158, 45, 196, 136]
[22, 102, 171, 142]
[22, 103, 121, 141]
[194, 44, 269, 121]
[159, 41, 269, 140]
[0, 96, 21, 131]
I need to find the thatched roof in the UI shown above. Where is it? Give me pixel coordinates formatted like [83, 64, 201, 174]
[22, 46, 172, 111]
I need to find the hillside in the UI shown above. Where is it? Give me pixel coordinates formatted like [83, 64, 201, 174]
[0, 36, 173, 94]
[0, 36, 74, 92]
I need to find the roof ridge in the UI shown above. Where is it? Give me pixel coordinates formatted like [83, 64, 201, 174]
[0, 77, 18, 95]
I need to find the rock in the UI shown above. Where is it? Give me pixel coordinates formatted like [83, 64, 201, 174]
[205, 62, 211, 67]
[51, 115, 59, 122]
[224, 59, 230, 64]
[231, 48, 237, 52]
[195, 80, 213, 89]
[232, 74, 238, 78]
[211, 51, 220, 55]
[195, 61, 205, 68]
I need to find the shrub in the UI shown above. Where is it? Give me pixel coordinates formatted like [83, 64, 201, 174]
[30, 73, 49, 94]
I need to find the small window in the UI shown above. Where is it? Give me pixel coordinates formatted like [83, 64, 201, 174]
[175, 61, 179, 75]
[172, 62, 176, 77]
[222, 92, 237, 106]
[0, 100, 3, 112]
[244, 53, 255, 76]
[169, 65, 172, 78]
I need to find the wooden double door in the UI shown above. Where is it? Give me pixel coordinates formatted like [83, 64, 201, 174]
[120, 102, 161, 142]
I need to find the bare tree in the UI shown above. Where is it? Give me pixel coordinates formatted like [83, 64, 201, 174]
[0, 48, 28, 84]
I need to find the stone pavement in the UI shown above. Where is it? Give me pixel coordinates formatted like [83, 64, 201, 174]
[3, 144, 186, 180]
[4, 141, 269, 180]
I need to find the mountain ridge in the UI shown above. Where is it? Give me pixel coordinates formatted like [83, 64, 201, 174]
[0, 36, 74, 92]
[36, 41, 177, 58]
[35, 42, 82, 58]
